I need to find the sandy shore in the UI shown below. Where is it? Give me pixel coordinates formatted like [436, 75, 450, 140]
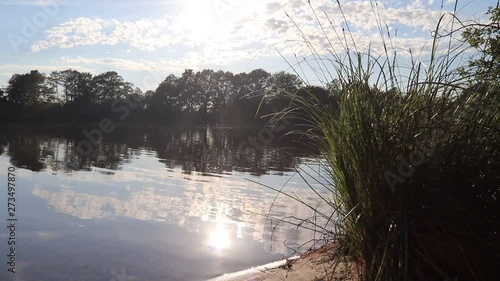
[207, 245, 356, 281]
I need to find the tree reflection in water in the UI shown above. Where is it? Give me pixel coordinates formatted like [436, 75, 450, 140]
[0, 126, 315, 175]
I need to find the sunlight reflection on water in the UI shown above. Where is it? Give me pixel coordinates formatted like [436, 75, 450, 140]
[0, 127, 333, 281]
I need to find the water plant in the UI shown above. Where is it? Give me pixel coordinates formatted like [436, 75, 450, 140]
[267, 2, 500, 280]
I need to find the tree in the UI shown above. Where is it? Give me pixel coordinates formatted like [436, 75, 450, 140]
[461, 5, 500, 82]
[213, 70, 233, 113]
[246, 69, 271, 95]
[150, 74, 183, 122]
[0, 87, 6, 102]
[128, 87, 144, 105]
[296, 85, 332, 105]
[155, 74, 182, 109]
[6, 70, 49, 104]
[197, 69, 217, 119]
[50, 70, 94, 104]
[265, 71, 302, 97]
[227, 69, 271, 124]
[92, 71, 133, 103]
[179, 69, 201, 113]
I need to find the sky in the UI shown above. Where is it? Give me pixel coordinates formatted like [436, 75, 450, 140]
[0, 0, 495, 91]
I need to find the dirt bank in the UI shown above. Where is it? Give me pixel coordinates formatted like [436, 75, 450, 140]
[208, 244, 356, 281]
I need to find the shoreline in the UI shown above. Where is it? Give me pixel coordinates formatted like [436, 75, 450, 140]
[207, 244, 355, 281]
[206, 256, 300, 281]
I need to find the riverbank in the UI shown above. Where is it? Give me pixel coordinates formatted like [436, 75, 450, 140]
[208, 244, 356, 281]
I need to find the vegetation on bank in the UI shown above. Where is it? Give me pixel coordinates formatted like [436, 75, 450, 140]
[272, 3, 499, 281]
[0, 67, 335, 126]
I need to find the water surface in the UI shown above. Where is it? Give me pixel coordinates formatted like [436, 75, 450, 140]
[0, 126, 331, 281]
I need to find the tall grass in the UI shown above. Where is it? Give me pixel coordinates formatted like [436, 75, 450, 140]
[269, 2, 499, 280]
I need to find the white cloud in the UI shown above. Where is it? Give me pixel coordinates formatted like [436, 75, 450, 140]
[22, 0, 471, 86]
[60, 56, 179, 72]
[32, 1, 453, 53]
[32, 17, 183, 52]
[59, 48, 258, 73]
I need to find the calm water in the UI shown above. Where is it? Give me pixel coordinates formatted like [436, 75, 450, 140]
[0, 126, 331, 281]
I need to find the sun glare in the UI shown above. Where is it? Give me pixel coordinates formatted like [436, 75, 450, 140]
[208, 223, 231, 252]
[177, 0, 231, 42]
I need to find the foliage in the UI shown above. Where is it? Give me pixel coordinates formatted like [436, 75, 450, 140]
[0, 68, 306, 126]
[461, 5, 500, 82]
[6, 70, 50, 104]
[273, 3, 500, 281]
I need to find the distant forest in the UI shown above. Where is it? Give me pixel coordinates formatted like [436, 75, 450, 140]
[0, 68, 335, 126]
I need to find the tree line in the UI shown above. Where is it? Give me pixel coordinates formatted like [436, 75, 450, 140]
[0, 68, 334, 126]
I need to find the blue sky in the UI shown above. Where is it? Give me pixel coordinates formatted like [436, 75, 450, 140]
[0, 0, 495, 91]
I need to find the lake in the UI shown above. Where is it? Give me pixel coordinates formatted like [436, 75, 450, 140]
[0, 126, 332, 281]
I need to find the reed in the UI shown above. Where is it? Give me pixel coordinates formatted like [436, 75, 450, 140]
[269, 2, 500, 280]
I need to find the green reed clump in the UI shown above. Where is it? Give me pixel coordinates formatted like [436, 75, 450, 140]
[275, 2, 500, 281]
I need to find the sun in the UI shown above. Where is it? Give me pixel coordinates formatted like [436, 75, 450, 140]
[177, 0, 232, 42]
